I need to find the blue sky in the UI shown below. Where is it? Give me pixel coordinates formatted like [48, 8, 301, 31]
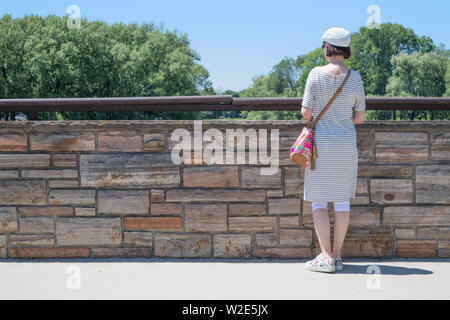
[2, 0, 449, 91]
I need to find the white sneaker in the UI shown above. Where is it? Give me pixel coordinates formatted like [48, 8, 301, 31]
[334, 257, 344, 271]
[305, 253, 335, 273]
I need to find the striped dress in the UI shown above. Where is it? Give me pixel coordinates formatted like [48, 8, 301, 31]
[301, 66, 366, 202]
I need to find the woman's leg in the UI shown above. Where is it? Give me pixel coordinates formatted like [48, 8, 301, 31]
[332, 201, 350, 259]
[311, 202, 333, 259]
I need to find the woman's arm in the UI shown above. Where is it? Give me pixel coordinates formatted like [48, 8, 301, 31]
[301, 106, 313, 121]
[301, 68, 316, 122]
[353, 109, 365, 124]
[353, 73, 366, 124]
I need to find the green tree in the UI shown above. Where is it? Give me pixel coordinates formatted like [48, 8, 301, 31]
[0, 14, 214, 120]
[386, 50, 449, 120]
[241, 48, 327, 120]
[295, 48, 327, 95]
[444, 51, 450, 97]
[267, 57, 300, 96]
[348, 23, 435, 96]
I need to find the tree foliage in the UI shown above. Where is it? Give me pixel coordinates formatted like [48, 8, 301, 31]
[348, 23, 435, 96]
[0, 14, 214, 120]
[385, 48, 449, 120]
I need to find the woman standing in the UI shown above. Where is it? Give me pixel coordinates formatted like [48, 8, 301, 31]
[300, 27, 366, 272]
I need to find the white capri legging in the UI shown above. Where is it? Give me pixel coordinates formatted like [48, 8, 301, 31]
[312, 201, 350, 212]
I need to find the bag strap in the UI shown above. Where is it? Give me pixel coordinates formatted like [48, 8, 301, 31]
[309, 69, 351, 128]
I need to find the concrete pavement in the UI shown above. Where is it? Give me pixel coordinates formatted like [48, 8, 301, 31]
[0, 258, 449, 299]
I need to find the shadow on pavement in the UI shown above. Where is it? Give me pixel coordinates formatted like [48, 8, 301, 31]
[338, 264, 433, 275]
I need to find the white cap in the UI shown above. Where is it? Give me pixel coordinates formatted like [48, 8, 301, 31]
[321, 27, 351, 47]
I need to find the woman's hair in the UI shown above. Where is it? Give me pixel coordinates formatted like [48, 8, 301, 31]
[322, 42, 351, 59]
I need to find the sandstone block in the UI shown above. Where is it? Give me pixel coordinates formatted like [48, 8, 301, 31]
[80, 154, 180, 188]
[280, 216, 300, 228]
[0, 154, 49, 169]
[143, 133, 166, 151]
[0, 132, 27, 151]
[356, 131, 373, 163]
[48, 180, 79, 188]
[0, 207, 18, 233]
[98, 131, 142, 152]
[151, 203, 182, 215]
[358, 164, 413, 178]
[0, 180, 46, 205]
[415, 165, 450, 204]
[98, 190, 149, 215]
[92, 247, 152, 258]
[183, 166, 239, 187]
[49, 190, 95, 206]
[56, 218, 121, 246]
[417, 227, 450, 240]
[48, 180, 80, 189]
[383, 206, 450, 227]
[166, 189, 265, 202]
[395, 229, 416, 240]
[9, 235, 54, 246]
[396, 240, 436, 257]
[185, 204, 227, 232]
[0, 235, 6, 257]
[255, 233, 277, 247]
[356, 178, 369, 194]
[376, 143, 428, 163]
[228, 216, 276, 232]
[241, 167, 281, 188]
[154, 233, 211, 257]
[9, 247, 90, 258]
[229, 203, 266, 216]
[19, 217, 54, 234]
[370, 179, 413, 204]
[21, 169, 78, 179]
[437, 241, 450, 258]
[268, 198, 300, 215]
[213, 234, 251, 258]
[430, 132, 450, 160]
[53, 154, 77, 167]
[123, 232, 153, 246]
[375, 132, 428, 143]
[267, 189, 284, 197]
[350, 195, 370, 205]
[0, 170, 19, 178]
[75, 208, 96, 216]
[284, 167, 303, 195]
[18, 206, 73, 217]
[280, 229, 312, 246]
[31, 132, 95, 151]
[124, 217, 182, 231]
[151, 189, 165, 202]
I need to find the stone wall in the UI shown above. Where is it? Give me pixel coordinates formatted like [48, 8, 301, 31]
[0, 120, 448, 259]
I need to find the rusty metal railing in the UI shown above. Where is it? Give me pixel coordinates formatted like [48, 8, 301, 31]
[0, 96, 449, 120]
